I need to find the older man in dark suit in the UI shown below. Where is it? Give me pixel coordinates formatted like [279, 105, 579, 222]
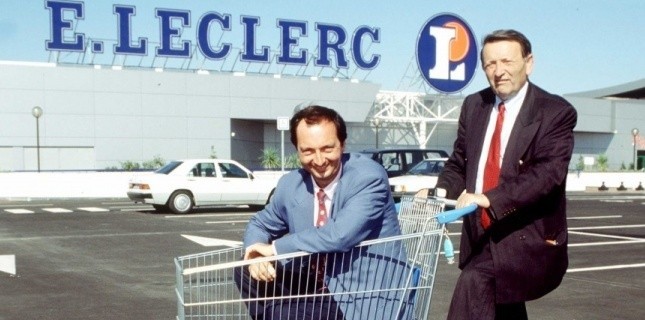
[436, 29, 577, 319]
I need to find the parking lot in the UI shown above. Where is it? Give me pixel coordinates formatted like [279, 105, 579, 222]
[0, 193, 643, 319]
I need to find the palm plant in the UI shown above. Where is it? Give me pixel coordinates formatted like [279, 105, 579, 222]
[260, 148, 280, 169]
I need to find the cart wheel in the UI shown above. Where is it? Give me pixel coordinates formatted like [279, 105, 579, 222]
[169, 191, 193, 214]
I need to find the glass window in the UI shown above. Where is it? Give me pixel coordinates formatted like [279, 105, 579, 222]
[155, 161, 182, 174]
[192, 162, 216, 177]
[219, 163, 248, 178]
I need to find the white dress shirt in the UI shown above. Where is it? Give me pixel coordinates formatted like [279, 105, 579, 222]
[475, 82, 529, 193]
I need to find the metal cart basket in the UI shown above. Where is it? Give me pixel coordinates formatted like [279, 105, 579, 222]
[175, 196, 475, 320]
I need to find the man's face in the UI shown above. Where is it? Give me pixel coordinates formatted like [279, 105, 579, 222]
[296, 119, 345, 188]
[481, 40, 533, 101]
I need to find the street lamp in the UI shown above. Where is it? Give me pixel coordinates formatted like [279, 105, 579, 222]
[372, 118, 380, 149]
[632, 128, 639, 171]
[31, 106, 43, 172]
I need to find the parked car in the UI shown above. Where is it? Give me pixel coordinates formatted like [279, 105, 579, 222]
[388, 158, 447, 201]
[127, 159, 279, 214]
[359, 148, 449, 177]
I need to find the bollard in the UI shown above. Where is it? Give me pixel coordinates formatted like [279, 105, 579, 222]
[598, 182, 608, 191]
[617, 182, 627, 191]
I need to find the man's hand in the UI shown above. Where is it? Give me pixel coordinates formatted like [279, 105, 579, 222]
[244, 243, 277, 282]
[456, 191, 490, 209]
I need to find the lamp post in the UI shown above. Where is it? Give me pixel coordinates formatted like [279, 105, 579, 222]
[632, 128, 640, 171]
[31, 106, 43, 172]
[372, 118, 380, 149]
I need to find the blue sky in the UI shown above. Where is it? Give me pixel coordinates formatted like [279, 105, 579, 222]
[0, 0, 642, 96]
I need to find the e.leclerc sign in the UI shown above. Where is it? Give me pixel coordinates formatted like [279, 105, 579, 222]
[44, 1, 381, 70]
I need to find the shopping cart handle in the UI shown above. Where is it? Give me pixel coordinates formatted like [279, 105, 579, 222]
[436, 203, 478, 224]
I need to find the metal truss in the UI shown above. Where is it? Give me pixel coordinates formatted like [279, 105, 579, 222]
[370, 90, 464, 148]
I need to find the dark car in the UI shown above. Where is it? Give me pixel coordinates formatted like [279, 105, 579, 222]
[359, 148, 449, 177]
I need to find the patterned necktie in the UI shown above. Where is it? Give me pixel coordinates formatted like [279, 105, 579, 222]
[316, 189, 327, 227]
[313, 189, 328, 290]
[482, 102, 506, 229]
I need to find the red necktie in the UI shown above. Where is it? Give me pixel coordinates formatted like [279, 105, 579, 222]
[482, 102, 505, 229]
[313, 189, 327, 290]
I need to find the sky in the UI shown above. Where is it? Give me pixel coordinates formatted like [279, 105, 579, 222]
[0, 0, 643, 96]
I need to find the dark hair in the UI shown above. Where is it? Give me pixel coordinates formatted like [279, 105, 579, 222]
[480, 29, 532, 61]
[289, 105, 347, 147]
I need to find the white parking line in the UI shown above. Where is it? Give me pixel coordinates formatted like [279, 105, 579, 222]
[42, 208, 73, 213]
[77, 207, 110, 212]
[569, 224, 645, 231]
[567, 215, 622, 220]
[164, 213, 254, 219]
[568, 230, 642, 241]
[0, 203, 53, 208]
[205, 220, 250, 224]
[117, 206, 152, 211]
[568, 239, 645, 247]
[567, 263, 645, 273]
[4, 209, 34, 214]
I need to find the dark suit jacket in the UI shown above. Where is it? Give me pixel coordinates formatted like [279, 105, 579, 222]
[244, 153, 413, 319]
[436, 83, 577, 303]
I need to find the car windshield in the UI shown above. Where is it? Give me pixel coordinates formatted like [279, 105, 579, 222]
[155, 161, 183, 174]
[406, 160, 444, 176]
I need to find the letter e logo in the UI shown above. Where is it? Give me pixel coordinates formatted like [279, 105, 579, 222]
[416, 14, 477, 94]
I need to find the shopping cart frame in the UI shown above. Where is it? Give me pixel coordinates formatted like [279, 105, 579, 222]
[174, 196, 476, 320]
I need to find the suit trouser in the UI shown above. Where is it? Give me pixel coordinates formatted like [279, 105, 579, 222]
[234, 262, 345, 320]
[447, 240, 528, 320]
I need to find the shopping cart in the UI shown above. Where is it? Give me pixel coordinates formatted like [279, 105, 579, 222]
[174, 196, 476, 320]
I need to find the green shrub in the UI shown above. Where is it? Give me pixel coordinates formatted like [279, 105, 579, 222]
[142, 155, 164, 169]
[596, 154, 608, 172]
[286, 153, 301, 169]
[120, 160, 141, 171]
[260, 148, 280, 169]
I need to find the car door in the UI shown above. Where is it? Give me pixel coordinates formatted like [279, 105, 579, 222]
[187, 161, 222, 205]
[216, 162, 262, 203]
[380, 151, 403, 177]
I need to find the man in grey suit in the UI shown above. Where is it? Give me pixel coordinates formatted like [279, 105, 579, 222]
[436, 29, 577, 319]
[236, 105, 411, 320]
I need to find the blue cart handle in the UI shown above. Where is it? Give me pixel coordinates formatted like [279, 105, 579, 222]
[436, 203, 478, 224]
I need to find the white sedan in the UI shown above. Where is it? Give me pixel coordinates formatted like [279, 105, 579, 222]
[388, 158, 447, 201]
[127, 159, 280, 214]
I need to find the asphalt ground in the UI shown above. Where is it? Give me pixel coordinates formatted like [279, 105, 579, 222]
[0, 193, 643, 319]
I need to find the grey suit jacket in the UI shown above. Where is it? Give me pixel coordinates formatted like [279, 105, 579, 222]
[244, 153, 413, 319]
[436, 83, 577, 303]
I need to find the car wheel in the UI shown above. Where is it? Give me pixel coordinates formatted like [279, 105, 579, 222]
[169, 191, 193, 214]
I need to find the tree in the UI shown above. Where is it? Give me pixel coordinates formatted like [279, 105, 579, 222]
[576, 155, 585, 172]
